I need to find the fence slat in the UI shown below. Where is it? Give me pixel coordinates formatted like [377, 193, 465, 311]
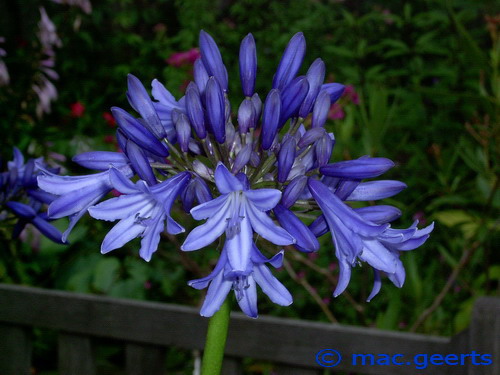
[275, 364, 323, 374]
[58, 332, 96, 375]
[467, 297, 500, 375]
[222, 356, 243, 375]
[125, 343, 166, 375]
[0, 283, 498, 375]
[0, 323, 31, 375]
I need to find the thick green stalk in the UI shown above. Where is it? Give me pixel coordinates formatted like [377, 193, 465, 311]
[201, 299, 231, 375]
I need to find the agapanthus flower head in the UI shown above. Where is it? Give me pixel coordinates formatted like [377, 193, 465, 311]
[1, 148, 63, 243]
[38, 30, 432, 318]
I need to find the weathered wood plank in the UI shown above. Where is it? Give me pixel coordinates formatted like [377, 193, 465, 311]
[58, 332, 96, 375]
[467, 296, 500, 375]
[1, 283, 495, 375]
[274, 364, 322, 374]
[125, 343, 166, 375]
[0, 323, 31, 375]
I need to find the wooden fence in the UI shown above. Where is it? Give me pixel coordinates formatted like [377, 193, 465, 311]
[0, 283, 498, 375]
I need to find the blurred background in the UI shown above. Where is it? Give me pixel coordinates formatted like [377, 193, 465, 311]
[0, 0, 498, 373]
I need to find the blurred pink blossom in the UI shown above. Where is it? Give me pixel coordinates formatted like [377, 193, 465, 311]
[70, 101, 85, 117]
[166, 48, 200, 67]
[328, 103, 345, 120]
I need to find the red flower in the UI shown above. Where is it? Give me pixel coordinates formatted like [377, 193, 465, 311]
[70, 102, 85, 117]
[102, 112, 116, 127]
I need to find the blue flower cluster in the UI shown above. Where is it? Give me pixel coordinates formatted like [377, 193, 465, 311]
[38, 31, 433, 318]
[1, 148, 63, 243]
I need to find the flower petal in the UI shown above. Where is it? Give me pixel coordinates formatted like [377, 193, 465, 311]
[347, 180, 407, 201]
[244, 188, 281, 211]
[199, 272, 232, 317]
[236, 276, 258, 318]
[214, 163, 243, 194]
[254, 263, 293, 306]
[101, 215, 145, 254]
[245, 202, 295, 245]
[181, 199, 231, 251]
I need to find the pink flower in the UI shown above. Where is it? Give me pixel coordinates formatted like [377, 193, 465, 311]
[343, 84, 360, 105]
[328, 103, 345, 120]
[166, 48, 200, 67]
[70, 101, 85, 117]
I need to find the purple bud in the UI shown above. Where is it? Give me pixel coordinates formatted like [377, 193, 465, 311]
[73, 151, 129, 171]
[7, 201, 37, 220]
[173, 110, 191, 153]
[239, 33, 257, 97]
[126, 141, 157, 186]
[261, 89, 281, 150]
[274, 204, 319, 252]
[278, 135, 296, 183]
[298, 127, 325, 148]
[321, 83, 345, 104]
[193, 59, 209, 94]
[346, 180, 407, 201]
[111, 107, 169, 157]
[251, 93, 262, 119]
[224, 96, 231, 124]
[237, 98, 256, 133]
[181, 179, 196, 212]
[279, 76, 309, 127]
[320, 157, 395, 179]
[192, 160, 213, 180]
[354, 205, 402, 224]
[281, 175, 307, 208]
[188, 140, 202, 154]
[205, 77, 226, 144]
[22, 159, 35, 186]
[311, 90, 331, 128]
[309, 215, 328, 237]
[299, 58, 325, 118]
[185, 82, 207, 139]
[249, 151, 260, 167]
[315, 133, 334, 166]
[272, 32, 306, 90]
[126, 74, 164, 138]
[231, 144, 252, 174]
[199, 30, 228, 91]
[194, 177, 213, 204]
[116, 129, 128, 152]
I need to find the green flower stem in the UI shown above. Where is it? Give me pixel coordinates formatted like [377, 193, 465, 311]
[201, 299, 231, 375]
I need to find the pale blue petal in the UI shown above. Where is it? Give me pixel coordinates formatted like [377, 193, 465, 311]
[89, 194, 152, 221]
[190, 195, 228, 220]
[225, 213, 253, 275]
[244, 188, 282, 211]
[139, 212, 165, 261]
[181, 199, 231, 251]
[236, 276, 258, 318]
[346, 180, 407, 201]
[387, 257, 405, 287]
[214, 162, 243, 194]
[308, 178, 387, 237]
[199, 272, 232, 317]
[73, 152, 129, 171]
[333, 258, 351, 297]
[245, 201, 295, 246]
[108, 167, 138, 194]
[49, 185, 109, 219]
[188, 250, 228, 290]
[101, 215, 145, 254]
[166, 216, 185, 235]
[253, 263, 292, 306]
[366, 269, 382, 302]
[359, 240, 397, 274]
